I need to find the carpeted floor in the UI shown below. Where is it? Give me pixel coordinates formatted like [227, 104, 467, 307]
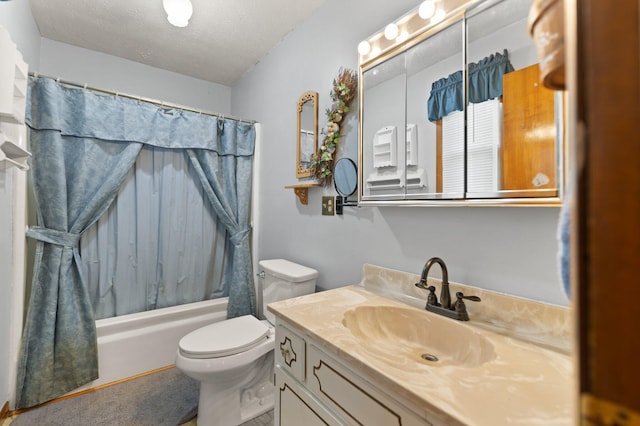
[10, 368, 200, 426]
[6, 367, 274, 426]
[11, 368, 199, 426]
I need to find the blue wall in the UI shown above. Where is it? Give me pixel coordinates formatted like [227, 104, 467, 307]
[232, 0, 569, 306]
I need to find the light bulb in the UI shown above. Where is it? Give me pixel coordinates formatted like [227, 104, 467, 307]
[384, 23, 399, 40]
[418, 1, 436, 20]
[431, 9, 446, 24]
[358, 40, 371, 56]
[396, 30, 409, 43]
[163, 0, 193, 27]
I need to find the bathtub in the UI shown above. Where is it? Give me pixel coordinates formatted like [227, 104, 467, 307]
[74, 298, 228, 392]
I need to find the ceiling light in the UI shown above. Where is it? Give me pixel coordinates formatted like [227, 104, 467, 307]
[357, 41, 371, 56]
[418, 1, 436, 20]
[384, 23, 399, 40]
[163, 0, 193, 27]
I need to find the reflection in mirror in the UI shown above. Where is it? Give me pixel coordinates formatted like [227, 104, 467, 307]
[358, 0, 564, 205]
[361, 52, 406, 200]
[296, 91, 318, 178]
[407, 19, 464, 199]
[466, 0, 559, 198]
[334, 158, 358, 214]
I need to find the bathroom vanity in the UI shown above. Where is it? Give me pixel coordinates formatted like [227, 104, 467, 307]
[268, 264, 573, 425]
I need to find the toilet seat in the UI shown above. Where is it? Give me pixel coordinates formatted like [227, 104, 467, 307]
[178, 315, 269, 359]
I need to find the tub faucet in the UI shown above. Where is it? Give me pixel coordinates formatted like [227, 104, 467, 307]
[414, 257, 480, 321]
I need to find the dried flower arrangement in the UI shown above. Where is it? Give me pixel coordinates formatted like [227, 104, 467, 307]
[310, 68, 358, 186]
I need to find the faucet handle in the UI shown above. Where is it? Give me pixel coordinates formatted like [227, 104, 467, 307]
[453, 292, 481, 321]
[455, 291, 481, 302]
[415, 282, 440, 307]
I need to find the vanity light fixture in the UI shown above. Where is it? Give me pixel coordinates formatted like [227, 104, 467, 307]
[418, 1, 436, 20]
[162, 0, 193, 27]
[357, 40, 371, 56]
[358, 1, 450, 63]
[384, 23, 399, 40]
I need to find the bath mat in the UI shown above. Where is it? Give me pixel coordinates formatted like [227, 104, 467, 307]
[11, 367, 199, 426]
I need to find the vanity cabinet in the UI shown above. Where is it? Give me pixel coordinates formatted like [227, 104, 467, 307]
[274, 318, 434, 426]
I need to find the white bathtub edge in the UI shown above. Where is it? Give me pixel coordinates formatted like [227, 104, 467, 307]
[72, 298, 229, 393]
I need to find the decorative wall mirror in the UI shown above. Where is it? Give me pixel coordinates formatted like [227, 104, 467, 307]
[296, 91, 319, 178]
[358, 0, 565, 206]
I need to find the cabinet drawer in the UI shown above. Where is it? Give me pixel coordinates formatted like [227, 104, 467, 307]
[275, 322, 306, 381]
[306, 344, 431, 426]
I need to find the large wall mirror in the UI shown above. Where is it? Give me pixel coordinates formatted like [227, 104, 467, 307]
[358, 0, 565, 206]
[296, 91, 319, 178]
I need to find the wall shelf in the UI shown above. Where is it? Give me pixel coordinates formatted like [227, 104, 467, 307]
[0, 27, 28, 124]
[285, 183, 320, 205]
[0, 138, 31, 171]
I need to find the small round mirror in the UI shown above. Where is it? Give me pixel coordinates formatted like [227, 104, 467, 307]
[334, 158, 358, 196]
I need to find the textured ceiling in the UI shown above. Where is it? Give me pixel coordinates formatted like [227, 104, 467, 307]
[29, 0, 326, 86]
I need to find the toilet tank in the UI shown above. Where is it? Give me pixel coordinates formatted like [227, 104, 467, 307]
[259, 259, 318, 323]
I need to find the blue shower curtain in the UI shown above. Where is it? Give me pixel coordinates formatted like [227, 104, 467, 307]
[16, 77, 256, 408]
[81, 146, 232, 319]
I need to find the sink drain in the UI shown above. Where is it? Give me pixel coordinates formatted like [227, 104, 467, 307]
[421, 353, 439, 362]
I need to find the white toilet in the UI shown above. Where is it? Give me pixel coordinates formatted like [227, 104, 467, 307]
[175, 259, 318, 426]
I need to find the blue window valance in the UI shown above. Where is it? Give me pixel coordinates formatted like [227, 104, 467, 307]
[468, 49, 515, 104]
[427, 49, 515, 122]
[427, 70, 464, 122]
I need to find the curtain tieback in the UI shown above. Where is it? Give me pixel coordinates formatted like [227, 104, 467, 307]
[26, 226, 82, 248]
[230, 227, 251, 246]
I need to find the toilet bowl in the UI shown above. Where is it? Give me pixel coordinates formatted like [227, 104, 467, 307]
[175, 259, 318, 426]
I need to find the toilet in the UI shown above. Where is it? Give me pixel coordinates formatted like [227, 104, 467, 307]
[175, 259, 318, 426]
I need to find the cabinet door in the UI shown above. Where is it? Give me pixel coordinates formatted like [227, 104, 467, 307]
[306, 344, 432, 426]
[275, 366, 342, 426]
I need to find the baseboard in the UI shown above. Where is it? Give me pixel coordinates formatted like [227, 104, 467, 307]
[0, 401, 9, 420]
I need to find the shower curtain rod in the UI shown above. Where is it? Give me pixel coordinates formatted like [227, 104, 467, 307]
[28, 72, 257, 124]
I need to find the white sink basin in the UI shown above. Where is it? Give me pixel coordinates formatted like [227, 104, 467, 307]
[342, 305, 496, 368]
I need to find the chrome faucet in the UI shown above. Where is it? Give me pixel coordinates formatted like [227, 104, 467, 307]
[414, 257, 480, 321]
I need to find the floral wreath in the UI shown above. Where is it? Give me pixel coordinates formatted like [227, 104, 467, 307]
[310, 68, 358, 186]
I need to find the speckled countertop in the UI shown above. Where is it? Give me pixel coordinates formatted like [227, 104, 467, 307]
[268, 264, 574, 426]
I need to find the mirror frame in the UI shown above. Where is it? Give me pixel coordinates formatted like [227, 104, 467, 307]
[296, 91, 319, 178]
[357, 0, 566, 207]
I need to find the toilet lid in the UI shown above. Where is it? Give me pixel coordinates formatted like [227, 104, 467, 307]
[178, 315, 269, 358]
